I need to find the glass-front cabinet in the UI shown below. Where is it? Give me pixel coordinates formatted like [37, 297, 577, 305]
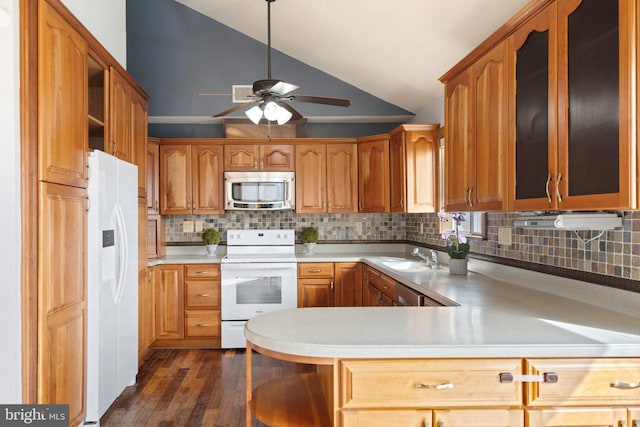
[509, 0, 636, 210]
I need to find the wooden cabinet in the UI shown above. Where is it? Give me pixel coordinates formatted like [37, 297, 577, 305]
[295, 143, 358, 214]
[131, 90, 148, 200]
[147, 214, 165, 259]
[138, 268, 154, 365]
[335, 263, 363, 307]
[147, 138, 160, 213]
[109, 68, 131, 162]
[527, 408, 627, 427]
[154, 264, 184, 340]
[151, 264, 221, 347]
[342, 410, 432, 427]
[297, 263, 335, 307]
[362, 265, 394, 306]
[160, 144, 224, 215]
[38, 0, 88, 189]
[184, 264, 221, 341]
[507, 0, 637, 210]
[388, 125, 439, 213]
[443, 39, 508, 211]
[224, 144, 294, 171]
[358, 136, 390, 212]
[37, 182, 87, 427]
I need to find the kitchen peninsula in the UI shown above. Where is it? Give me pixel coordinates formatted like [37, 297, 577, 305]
[244, 256, 640, 427]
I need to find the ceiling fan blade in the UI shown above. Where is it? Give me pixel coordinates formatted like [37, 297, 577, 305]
[212, 101, 259, 118]
[277, 101, 303, 122]
[289, 94, 351, 107]
[253, 79, 298, 96]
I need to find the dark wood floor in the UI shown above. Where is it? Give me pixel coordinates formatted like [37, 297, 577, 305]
[100, 348, 312, 427]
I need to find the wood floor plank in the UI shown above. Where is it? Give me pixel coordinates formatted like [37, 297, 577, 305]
[100, 349, 312, 427]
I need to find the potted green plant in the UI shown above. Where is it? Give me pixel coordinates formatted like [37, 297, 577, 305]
[202, 227, 221, 257]
[300, 227, 319, 254]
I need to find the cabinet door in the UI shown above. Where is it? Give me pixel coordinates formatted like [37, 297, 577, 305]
[146, 214, 165, 259]
[298, 279, 334, 308]
[147, 140, 160, 213]
[296, 144, 327, 213]
[192, 145, 224, 214]
[335, 263, 363, 307]
[327, 144, 358, 213]
[556, 0, 635, 209]
[109, 68, 131, 162]
[342, 409, 432, 427]
[224, 144, 259, 170]
[160, 145, 192, 215]
[358, 139, 390, 212]
[154, 265, 184, 340]
[509, 2, 557, 211]
[527, 408, 627, 427]
[138, 268, 154, 365]
[444, 70, 473, 211]
[405, 129, 438, 213]
[131, 90, 148, 199]
[471, 40, 508, 211]
[38, 1, 88, 188]
[261, 144, 294, 171]
[435, 409, 524, 427]
[389, 132, 407, 212]
[38, 182, 87, 426]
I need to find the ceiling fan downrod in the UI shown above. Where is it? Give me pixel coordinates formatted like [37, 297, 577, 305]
[266, 0, 275, 80]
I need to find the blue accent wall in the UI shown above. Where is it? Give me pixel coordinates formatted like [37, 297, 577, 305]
[126, 0, 413, 137]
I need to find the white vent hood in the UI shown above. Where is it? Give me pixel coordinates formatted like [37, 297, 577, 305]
[513, 213, 622, 231]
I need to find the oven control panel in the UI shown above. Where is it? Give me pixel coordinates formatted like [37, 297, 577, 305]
[226, 229, 295, 246]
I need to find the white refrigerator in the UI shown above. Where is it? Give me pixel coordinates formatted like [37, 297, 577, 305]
[86, 150, 138, 425]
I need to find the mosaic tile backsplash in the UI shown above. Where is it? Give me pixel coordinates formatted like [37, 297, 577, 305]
[165, 210, 640, 283]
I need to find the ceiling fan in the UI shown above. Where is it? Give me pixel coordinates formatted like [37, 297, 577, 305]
[210, 0, 351, 125]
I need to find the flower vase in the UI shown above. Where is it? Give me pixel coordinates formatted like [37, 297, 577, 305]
[205, 244, 218, 257]
[303, 242, 316, 254]
[448, 258, 468, 275]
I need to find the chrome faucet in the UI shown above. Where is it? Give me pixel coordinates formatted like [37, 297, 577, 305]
[411, 247, 439, 269]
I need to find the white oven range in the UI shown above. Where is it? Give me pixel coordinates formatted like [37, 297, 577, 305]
[220, 229, 297, 348]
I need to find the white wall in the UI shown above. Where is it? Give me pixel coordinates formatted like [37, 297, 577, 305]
[0, 0, 22, 403]
[410, 95, 445, 126]
[61, 0, 127, 67]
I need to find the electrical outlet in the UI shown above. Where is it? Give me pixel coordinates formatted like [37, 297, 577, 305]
[194, 220, 204, 233]
[183, 220, 194, 233]
[356, 222, 363, 233]
[498, 227, 512, 246]
[420, 223, 424, 234]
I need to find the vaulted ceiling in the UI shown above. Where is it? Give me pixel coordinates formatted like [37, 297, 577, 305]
[175, 0, 531, 115]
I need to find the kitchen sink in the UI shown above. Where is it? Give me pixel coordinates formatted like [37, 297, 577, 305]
[380, 259, 431, 273]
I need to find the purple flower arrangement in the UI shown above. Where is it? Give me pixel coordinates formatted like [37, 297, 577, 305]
[437, 212, 470, 259]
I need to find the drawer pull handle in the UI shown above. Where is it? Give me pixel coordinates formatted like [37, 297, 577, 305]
[198, 293, 210, 297]
[611, 380, 640, 389]
[308, 269, 322, 273]
[499, 372, 558, 383]
[196, 271, 210, 275]
[415, 382, 453, 390]
[196, 323, 209, 327]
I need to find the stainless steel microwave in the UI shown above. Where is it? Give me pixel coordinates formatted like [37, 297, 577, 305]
[224, 171, 295, 210]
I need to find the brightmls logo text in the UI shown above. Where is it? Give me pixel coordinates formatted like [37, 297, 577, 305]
[0, 405, 68, 427]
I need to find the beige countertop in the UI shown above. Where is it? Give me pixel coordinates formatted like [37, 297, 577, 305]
[149, 243, 640, 359]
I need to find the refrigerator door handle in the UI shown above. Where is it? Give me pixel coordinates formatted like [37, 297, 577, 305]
[113, 204, 128, 304]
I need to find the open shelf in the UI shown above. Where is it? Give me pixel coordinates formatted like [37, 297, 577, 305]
[250, 373, 331, 427]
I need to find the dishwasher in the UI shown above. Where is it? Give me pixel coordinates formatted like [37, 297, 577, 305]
[395, 284, 425, 306]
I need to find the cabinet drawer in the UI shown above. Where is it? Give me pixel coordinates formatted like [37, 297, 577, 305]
[185, 281, 219, 309]
[340, 359, 522, 408]
[185, 264, 220, 279]
[378, 274, 396, 299]
[526, 358, 640, 406]
[298, 263, 334, 278]
[341, 409, 432, 427]
[185, 310, 219, 338]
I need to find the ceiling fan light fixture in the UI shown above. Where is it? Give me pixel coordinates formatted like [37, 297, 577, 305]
[245, 104, 264, 124]
[276, 107, 293, 125]
[263, 100, 281, 121]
